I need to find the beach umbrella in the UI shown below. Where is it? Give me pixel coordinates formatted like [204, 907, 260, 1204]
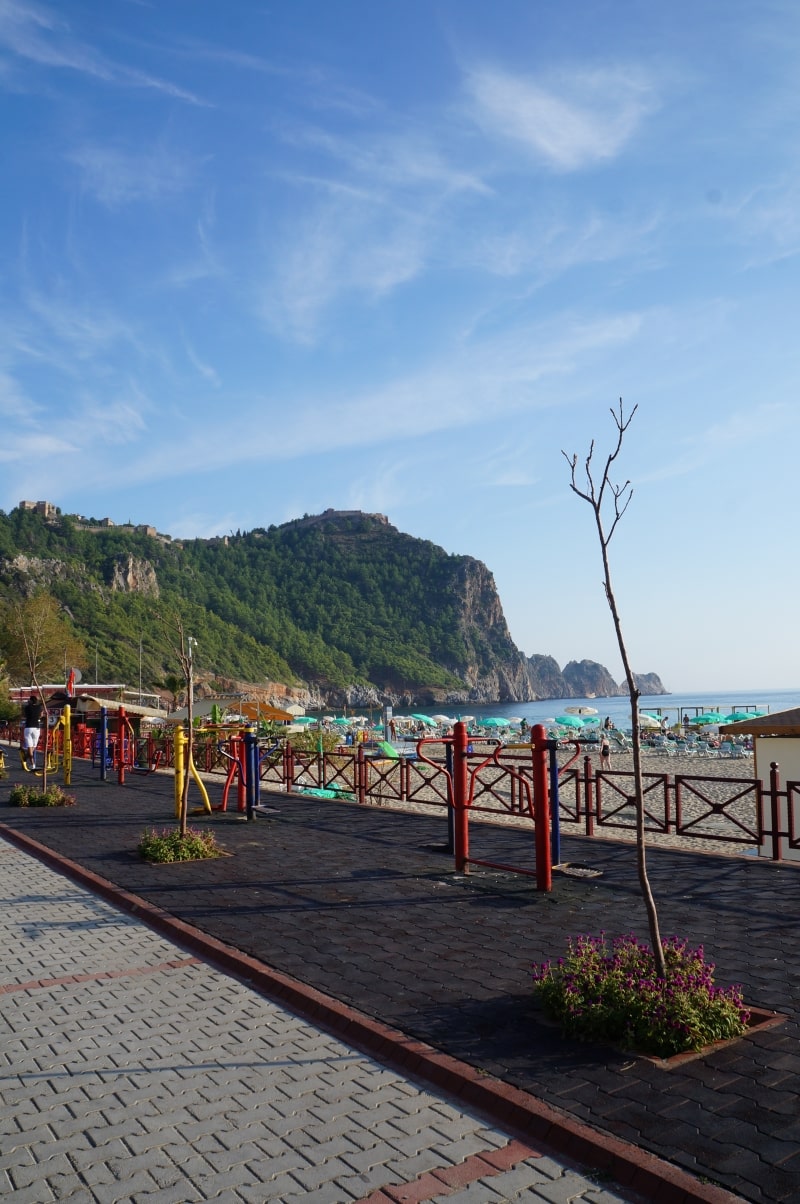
[431, 714, 455, 724]
[478, 717, 511, 727]
[410, 714, 437, 726]
[725, 712, 755, 723]
[293, 716, 319, 725]
[555, 714, 584, 728]
[638, 714, 662, 729]
[565, 706, 599, 716]
[694, 713, 729, 726]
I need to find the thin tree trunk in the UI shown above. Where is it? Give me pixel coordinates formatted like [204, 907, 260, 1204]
[565, 401, 667, 977]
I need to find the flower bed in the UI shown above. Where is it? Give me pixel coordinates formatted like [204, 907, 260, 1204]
[532, 933, 750, 1058]
[9, 783, 76, 808]
[138, 826, 223, 863]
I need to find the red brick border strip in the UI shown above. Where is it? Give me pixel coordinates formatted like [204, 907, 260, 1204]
[353, 1138, 544, 1203]
[0, 823, 741, 1204]
[0, 957, 200, 995]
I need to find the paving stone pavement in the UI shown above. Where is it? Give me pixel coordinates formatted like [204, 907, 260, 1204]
[3, 758, 798, 1202]
[0, 838, 634, 1203]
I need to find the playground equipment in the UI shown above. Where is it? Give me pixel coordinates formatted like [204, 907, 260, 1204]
[18, 704, 73, 784]
[173, 725, 212, 817]
[415, 722, 555, 891]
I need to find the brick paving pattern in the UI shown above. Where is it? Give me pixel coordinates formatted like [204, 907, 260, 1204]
[2, 757, 798, 1201]
[0, 838, 629, 1203]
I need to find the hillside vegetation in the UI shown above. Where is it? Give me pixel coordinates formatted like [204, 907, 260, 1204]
[0, 506, 665, 705]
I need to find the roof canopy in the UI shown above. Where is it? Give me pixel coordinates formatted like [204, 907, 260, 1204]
[75, 695, 165, 719]
[725, 707, 800, 737]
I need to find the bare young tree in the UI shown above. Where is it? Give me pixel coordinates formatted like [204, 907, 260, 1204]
[160, 612, 196, 837]
[563, 400, 666, 977]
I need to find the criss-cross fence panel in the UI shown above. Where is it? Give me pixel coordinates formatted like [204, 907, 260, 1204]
[556, 766, 581, 823]
[469, 755, 534, 819]
[364, 756, 404, 803]
[594, 770, 671, 835]
[259, 745, 286, 789]
[404, 759, 449, 808]
[288, 749, 323, 792]
[674, 774, 761, 847]
[322, 752, 359, 795]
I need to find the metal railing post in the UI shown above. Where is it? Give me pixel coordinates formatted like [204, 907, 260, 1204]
[452, 722, 469, 872]
[770, 761, 782, 861]
[244, 727, 259, 820]
[531, 725, 552, 891]
[357, 744, 367, 805]
[583, 756, 595, 836]
[548, 742, 560, 866]
[99, 707, 108, 781]
[445, 741, 455, 854]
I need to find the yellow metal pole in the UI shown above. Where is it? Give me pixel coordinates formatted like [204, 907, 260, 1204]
[174, 726, 185, 819]
[63, 704, 72, 786]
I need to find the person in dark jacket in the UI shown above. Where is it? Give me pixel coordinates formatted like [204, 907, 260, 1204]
[22, 694, 44, 770]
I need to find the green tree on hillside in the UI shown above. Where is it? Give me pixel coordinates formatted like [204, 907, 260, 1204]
[1, 592, 87, 790]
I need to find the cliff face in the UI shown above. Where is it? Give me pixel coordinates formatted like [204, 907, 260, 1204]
[109, 555, 160, 597]
[450, 559, 534, 702]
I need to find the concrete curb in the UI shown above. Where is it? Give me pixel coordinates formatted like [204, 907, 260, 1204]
[0, 822, 742, 1204]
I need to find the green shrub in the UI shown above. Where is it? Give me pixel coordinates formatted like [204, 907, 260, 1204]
[532, 933, 749, 1057]
[138, 826, 222, 863]
[9, 783, 77, 807]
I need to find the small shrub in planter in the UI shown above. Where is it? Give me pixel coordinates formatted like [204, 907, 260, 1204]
[532, 933, 750, 1058]
[138, 826, 222, 863]
[10, 783, 77, 808]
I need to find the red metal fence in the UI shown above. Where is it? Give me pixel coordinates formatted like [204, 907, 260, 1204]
[6, 721, 797, 863]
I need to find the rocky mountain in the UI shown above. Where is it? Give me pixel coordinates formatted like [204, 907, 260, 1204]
[525, 656, 667, 701]
[0, 505, 667, 706]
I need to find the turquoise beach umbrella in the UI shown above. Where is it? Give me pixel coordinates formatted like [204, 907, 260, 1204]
[555, 714, 584, 728]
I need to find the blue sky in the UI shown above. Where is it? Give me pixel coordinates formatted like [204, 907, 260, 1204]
[2, 1, 799, 693]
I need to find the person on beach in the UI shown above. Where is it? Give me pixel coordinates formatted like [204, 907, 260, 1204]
[599, 732, 612, 770]
[22, 693, 44, 770]
[604, 715, 613, 730]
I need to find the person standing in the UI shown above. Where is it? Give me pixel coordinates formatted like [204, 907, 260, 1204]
[22, 693, 44, 771]
[599, 731, 612, 770]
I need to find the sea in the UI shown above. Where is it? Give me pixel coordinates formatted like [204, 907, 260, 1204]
[388, 688, 800, 730]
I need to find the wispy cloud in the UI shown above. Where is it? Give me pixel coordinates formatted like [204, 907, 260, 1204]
[259, 122, 492, 342]
[67, 143, 200, 207]
[641, 403, 795, 483]
[465, 63, 657, 171]
[0, 0, 205, 103]
[20, 287, 142, 362]
[261, 199, 429, 343]
[96, 307, 644, 488]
